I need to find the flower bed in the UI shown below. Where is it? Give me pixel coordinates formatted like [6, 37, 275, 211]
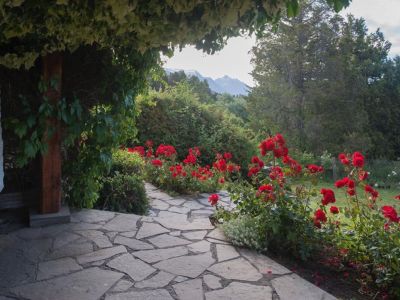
[124, 135, 400, 298]
[125, 141, 240, 194]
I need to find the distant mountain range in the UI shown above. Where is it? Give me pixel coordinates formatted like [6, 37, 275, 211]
[165, 68, 249, 96]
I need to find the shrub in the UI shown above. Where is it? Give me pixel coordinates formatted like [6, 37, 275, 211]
[135, 84, 256, 170]
[221, 215, 267, 251]
[111, 149, 145, 175]
[97, 173, 148, 214]
[127, 143, 240, 194]
[96, 150, 148, 214]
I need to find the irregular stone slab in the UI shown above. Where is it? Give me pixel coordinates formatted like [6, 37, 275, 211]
[144, 182, 158, 191]
[114, 236, 154, 250]
[103, 214, 140, 232]
[206, 238, 230, 245]
[158, 211, 187, 221]
[132, 246, 188, 263]
[191, 209, 213, 217]
[197, 197, 211, 206]
[170, 230, 181, 236]
[71, 222, 102, 231]
[72, 209, 115, 224]
[168, 206, 190, 214]
[37, 258, 82, 280]
[183, 201, 205, 210]
[154, 252, 215, 278]
[174, 276, 189, 282]
[119, 231, 136, 238]
[47, 241, 93, 260]
[208, 258, 262, 281]
[173, 279, 203, 300]
[136, 222, 169, 239]
[150, 199, 170, 210]
[76, 230, 112, 248]
[166, 199, 186, 206]
[77, 245, 127, 264]
[188, 240, 211, 253]
[182, 230, 207, 240]
[147, 190, 174, 201]
[156, 216, 214, 231]
[135, 271, 175, 288]
[11, 267, 123, 300]
[203, 274, 222, 289]
[107, 253, 156, 281]
[112, 279, 133, 292]
[205, 282, 273, 300]
[207, 228, 227, 241]
[148, 234, 191, 248]
[240, 248, 291, 275]
[105, 289, 174, 300]
[271, 274, 337, 300]
[53, 232, 81, 249]
[216, 244, 239, 262]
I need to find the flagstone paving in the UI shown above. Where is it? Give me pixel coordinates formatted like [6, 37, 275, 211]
[0, 182, 336, 300]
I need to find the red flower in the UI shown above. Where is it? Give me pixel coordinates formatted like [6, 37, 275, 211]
[223, 152, 232, 160]
[395, 194, 400, 200]
[251, 156, 264, 168]
[338, 153, 350, 165]
[248, 166, 260, 177]
[183, 153, 197, 165]
[257, 184, 275, 201]
[320, 188, 336, 205]
[335, 177, 349, 188]
[314, 219, 321, 228]
[258, 184, 273, 193]
[365, 185, 379, 200]
[274, 133, 285, 146]
[314, 209, 327, 223]
[259, 138, 275, 156]
[330, 206, 339, 214]
[358, 170, 368, 181]
[347, 188, 356, 196]
[127, 146, 145, 156]
[208, 194, 219, 206]
[269, 166, 283, 180]
[307, 164, 324, 174]
[381, 206, 399, 223]
[156, 144, 177, 157]
[145, 140, 153, 148]
[213, 159, 227, 172]
[352, 152, 364, 168]
[219, 177, 225, 184]
[151, 159, 163, 167]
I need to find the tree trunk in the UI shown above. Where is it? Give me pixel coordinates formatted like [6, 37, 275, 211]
[41, 53, 62, 214]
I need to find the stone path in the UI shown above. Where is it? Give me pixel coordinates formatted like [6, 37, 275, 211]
[0, 183, 336, 300]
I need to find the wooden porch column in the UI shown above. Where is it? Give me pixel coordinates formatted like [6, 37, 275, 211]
[40, 53, 62, 214]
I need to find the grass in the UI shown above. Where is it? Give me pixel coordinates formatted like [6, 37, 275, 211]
[307, 182, 400, 209]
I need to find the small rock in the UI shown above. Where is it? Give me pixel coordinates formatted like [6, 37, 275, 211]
[173, 279, 203, 300]
[203, 274, 222, 290]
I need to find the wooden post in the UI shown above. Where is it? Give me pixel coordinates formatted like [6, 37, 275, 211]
[40, 53, 62, 214]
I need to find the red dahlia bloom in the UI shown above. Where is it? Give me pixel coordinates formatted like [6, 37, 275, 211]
[183, 153, 197, 165]
[208, 194, 219, 206]
[314, 209, 327, 223]
[395, 195, 400, 200]
[365, 185, 379, 199]
[223, 152, 233, 160]
[248, 166, 260, 177]
[307, 164, 324, 174]
[274, 133, 285, 146]
[259, 138, 275, 156]
[347, 188, 356, 196]
[352, 152, 365, 168]
[330, 206, 339, 214]
[258, 184, 273, 192]
[321, 188, 336, 205]
[358, 170, 368, 181]
[151, 159, 162, 167]
[381, 206, 400, 223]
[338, 153, 350, 165]
[335, 177, 349, 188]
[156, 144, 177, 157]
[219, 177, 225, 184]
[127, 146, 145, 156]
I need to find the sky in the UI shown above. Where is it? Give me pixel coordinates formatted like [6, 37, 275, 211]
[163, 0, 400, 87]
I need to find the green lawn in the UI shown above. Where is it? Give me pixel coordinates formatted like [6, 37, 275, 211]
[300, 182, 400, 209]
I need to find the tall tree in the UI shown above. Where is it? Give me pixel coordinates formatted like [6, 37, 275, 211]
[248, 0, 390, 155]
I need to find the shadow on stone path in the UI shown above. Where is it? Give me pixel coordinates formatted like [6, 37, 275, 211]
[0, 183, 336, 300]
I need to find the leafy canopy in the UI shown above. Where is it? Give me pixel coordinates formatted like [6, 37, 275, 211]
[0, 0, 350, 69]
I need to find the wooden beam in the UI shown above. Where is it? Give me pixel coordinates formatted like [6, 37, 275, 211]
[40, 53, 62, 214]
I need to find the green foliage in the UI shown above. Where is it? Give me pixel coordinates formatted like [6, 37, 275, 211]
[221, 216, 267, 251]
[136, 83, 256, 169]
[0, 0, 350, 69]
[98, 173, 148, 214]
[248, 0, 395, 158]
[111, 150, 145, 175]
